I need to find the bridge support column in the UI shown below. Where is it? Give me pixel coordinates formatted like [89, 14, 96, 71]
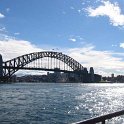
[0, 54, 3, 82]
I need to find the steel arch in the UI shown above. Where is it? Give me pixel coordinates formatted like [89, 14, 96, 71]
[2, 51, 84, 77]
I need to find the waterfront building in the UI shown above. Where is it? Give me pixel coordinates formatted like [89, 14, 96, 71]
[94, 74, 102, 82]
[15, 66, 102, 83]
[60, 73, 68, 82]
[83, 68, 89, 83]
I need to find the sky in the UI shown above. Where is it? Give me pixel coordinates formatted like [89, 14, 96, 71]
[0, 0, 124, 76]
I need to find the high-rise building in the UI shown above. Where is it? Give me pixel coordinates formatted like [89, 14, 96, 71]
[89, 67, 94, 82]
[111, 73, 114, 78]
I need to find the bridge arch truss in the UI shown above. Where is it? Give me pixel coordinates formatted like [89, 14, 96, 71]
[2, 51, 84, 78]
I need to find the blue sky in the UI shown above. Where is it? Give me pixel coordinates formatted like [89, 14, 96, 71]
[0, 0, 124, 76]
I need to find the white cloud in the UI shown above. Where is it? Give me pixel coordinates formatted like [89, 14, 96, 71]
[70, 6, 75, 10]
[67, 45, 124, 76]
[86, 1, 124, 27]
[112, 44, 117, 47]
[0, 27, 6, 32]
[69, 38, 76, 42]
[0, 36, 124, 76]
[14, 32, 20, 35]
[78, 9, 81, 13]
[62, 11, 66, 14]
[6, 8, 10, 12]
[120, 43, 124, 48]
[0, 39, 42, 61]
[69, 35, 84, 43]
[0, 13, 5, 18]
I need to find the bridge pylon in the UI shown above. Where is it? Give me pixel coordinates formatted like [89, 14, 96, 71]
[0, 54, 3, 82]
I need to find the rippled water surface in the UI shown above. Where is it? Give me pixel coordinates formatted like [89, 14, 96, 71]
[0, 83, 124, 124]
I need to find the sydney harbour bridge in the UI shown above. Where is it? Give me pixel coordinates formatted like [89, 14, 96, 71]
[0, 51, 99, 82]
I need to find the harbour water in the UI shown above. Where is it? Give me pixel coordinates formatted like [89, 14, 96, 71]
[0, 83, 124, 124]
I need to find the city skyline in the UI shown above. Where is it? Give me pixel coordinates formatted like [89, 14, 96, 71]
[0, 0, 124, 76]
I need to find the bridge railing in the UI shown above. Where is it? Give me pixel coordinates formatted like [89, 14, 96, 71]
[72, 109, 124, 124]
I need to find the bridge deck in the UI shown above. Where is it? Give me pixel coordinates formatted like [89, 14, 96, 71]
[3, 66, 73, 73]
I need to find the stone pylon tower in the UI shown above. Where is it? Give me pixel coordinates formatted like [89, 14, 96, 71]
[90, 67, 94, 82]
[0, 54, 3, 78]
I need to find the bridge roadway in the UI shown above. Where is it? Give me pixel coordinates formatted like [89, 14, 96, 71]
[2, 66, 73, 73]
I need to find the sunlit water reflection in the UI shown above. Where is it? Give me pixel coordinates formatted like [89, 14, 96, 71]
[0, 83, 124, 124]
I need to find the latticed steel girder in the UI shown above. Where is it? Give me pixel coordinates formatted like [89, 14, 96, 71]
[2, 51, 84, 77]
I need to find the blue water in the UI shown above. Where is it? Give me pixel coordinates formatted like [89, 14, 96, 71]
[0, 83, 124, 124]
